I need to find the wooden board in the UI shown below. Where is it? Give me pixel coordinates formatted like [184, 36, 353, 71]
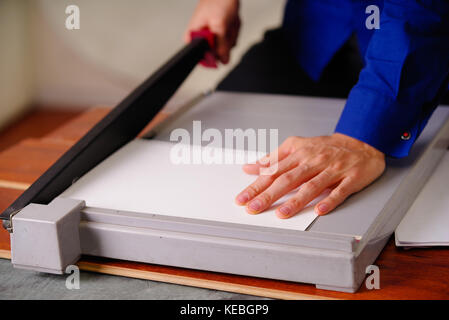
[1, 107, 449, 299]
[0, 107, 83, 152]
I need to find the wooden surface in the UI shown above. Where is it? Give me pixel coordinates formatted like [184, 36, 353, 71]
[0, 107, 83, 152]
[0, 107, 448, 299]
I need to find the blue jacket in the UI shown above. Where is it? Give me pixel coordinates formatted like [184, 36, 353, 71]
[283, 0, 449, 157]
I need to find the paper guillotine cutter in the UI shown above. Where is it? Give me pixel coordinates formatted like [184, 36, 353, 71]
[2, 33, 449, 293]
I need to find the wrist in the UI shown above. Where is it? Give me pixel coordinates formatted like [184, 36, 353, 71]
[331, 133, 385, 158]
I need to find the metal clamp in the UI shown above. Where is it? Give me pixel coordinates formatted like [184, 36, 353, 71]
[1, 209, 20, 233]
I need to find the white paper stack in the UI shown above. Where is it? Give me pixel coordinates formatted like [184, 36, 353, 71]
[395, 151, 449, 247]
[62, 139, 320, 232]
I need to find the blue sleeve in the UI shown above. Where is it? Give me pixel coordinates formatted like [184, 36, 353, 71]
[335, 0, 449, 158]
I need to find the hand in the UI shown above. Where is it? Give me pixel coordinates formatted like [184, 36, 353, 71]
[235, 134, 386, 218]
[184, 0, 240, 64]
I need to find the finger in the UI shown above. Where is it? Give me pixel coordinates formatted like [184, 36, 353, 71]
[218, 14, 241, 63]
[243, 141, 293, 175]
[244, 154, 290, 177]
[245, 163, 318, 214]
[209, 22, 230, 64]
[276, 169, 337, 219]
[242, 164, 261, 175]
[314, 177, 361, 215]
[236, 156, 299, 206]
[217, 42, 230, 64]
[227, 16, 240, 49]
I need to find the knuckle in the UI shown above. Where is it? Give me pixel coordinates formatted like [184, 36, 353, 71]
[334, 185, 350, 199]
[315, 153, 329, 164]
[304, 179, 319, 191]
[349, 168, 363, 180]
[246, 185, 260, 196]
[299, 146, 312, 155]
[257, 192, 272, 205]
[259, 174, 276, 184]
[321, 169, 334, 180]
[299, 163, 310, 173]
[278, 172, 296, 186]
[331, 160, 346, 172]
[344, 175, 355, 184]
[332, 190, 344, 200]
[287, 197, 302, 209]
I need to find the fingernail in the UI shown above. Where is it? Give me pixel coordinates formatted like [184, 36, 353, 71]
[279, 206, 291, 216]
[236, 192, 249, 204]
[317, 203, 328, 214]
[248, 199, 262, 212]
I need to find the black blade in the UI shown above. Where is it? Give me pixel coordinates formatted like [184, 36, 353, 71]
[1, 37, 210, 229]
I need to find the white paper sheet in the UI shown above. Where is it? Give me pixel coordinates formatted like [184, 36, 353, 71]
[62, 139, 320, 231]
[396, 152, 449, 246]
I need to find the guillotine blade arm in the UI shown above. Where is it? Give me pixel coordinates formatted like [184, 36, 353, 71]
[1, 35, 212, 231]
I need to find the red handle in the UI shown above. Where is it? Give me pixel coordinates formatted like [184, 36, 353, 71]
[190, 28, 217, 68]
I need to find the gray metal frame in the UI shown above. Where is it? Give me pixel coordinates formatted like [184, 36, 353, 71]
[10, 92, 449, 292]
